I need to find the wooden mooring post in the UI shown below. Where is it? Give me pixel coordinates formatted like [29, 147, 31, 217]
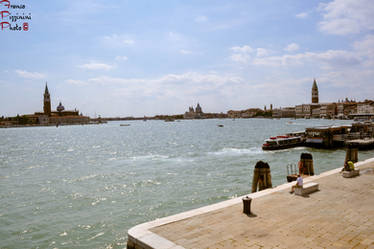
[287, 153, 314, 182]
[252, 161, 272, 193]
[300, 153, 314, 176]
[344, 142, 358, 169]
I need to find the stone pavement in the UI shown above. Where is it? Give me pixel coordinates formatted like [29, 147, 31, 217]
[128, 158, 374, 249]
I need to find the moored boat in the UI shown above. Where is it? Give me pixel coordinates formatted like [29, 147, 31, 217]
[262, 135, 304, 150]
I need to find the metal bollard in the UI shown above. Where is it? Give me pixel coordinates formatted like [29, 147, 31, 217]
[242, 196, 252, 215]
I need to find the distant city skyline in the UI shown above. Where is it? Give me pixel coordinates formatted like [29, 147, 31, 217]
[1, 0, 374, 117]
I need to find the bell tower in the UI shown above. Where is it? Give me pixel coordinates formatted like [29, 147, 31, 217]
[311, 79, 319, 104]
[43, 82, 51, 116]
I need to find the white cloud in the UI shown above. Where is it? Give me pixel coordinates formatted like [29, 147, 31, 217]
[230, 45, 253, 54]
[67, 72, 243, 101]
[318, 0, 374, 35]
[73, 72, 244, 114]
[353, 34, 374, 67]
[230, 45, 254, 63]
[229, 38, 370, 71]
[168, 32, 182, 41]
[15, 70, 46, 79]
[179, 49, 192, 55]
[354, 34, 374, 56]
[296, 12, 308, 19]
[115, 56, 128, 61]
[284, 43, 300, 52]
[230, 46, 271, 62]
[66, 79, 88, 86]
[195, 15, 208, 23]
[230, 53, 250, 63]
[253, 50, 360, 67]
[78, 62, 114, 71]
[256, 48, 269, 57]
[101, 34, 135, 47]
[87, 72, 241, 87]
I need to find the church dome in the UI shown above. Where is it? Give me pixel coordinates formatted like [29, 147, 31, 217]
[57, 102, 65, 112]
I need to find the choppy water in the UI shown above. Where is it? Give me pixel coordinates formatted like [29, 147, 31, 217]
[1, 118, 373, 249]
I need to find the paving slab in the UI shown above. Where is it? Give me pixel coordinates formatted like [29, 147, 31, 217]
[128, 158, 374, 249]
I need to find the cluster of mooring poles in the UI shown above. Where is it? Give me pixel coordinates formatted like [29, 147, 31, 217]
[251, 161, 272, 193]
[286, 153, 315, 182]
[243, 161, 273, 215]
[344, 142, 358, 170]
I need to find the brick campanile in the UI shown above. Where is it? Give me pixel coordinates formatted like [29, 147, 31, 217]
[43, 83, 51, 116]
[312, 79, 319, 104]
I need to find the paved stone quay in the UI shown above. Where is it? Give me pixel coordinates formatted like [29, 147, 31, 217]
[127, 158, 374, 249]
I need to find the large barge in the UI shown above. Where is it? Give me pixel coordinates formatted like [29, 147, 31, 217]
[262, 122, 374, 150]
[305, 125, 351, 148]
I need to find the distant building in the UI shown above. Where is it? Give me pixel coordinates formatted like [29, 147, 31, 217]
[33, 83, 90, 125]
[319, 103, 337, 118]
[295, 105, 303, 118]
[311, 106, 321, 118]
[227, 108, 262, 118]
[272, 109, 281, 118]
[184, 103, 204, 119]
[195, 103, 203, 114]
[357, 102, 374, 114]
[295, 104, 311, 118]
[272, 107, 295, 118]
[295, 79, 321, 118]
[337, 101, 357, 118]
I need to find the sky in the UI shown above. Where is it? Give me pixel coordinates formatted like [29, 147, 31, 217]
[1, 0, 374, 117]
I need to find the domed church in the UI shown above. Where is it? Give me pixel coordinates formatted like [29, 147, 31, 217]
[34, 83, 90, 125]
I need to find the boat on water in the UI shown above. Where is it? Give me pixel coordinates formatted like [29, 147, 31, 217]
[120, 124, 130, 126]
[262, 135, 304, 150]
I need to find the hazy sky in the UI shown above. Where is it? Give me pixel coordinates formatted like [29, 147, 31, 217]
[1, 0, 374, 117]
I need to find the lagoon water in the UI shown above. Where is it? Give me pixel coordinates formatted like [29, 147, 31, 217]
[1, 118, 373, 249]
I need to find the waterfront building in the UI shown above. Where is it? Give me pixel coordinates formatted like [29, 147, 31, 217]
[33, 84, 89, 125]
[337, 102, 355, 119]
[337, 103, 344, 118]
[345, 104, 358, 116]
[272, 107, 295, 118]
[357, 102, 374, 114]
[195, 103, 202, 114]
[295, 80, 322, 118]
[272, 109, 282, 118]
[277, 79, 373, 120]
[336, 102, 358, 118]
[227, 108, 262, 118]
[184, 103, 204, 119]
[3, 83, 90, 126]
[319, 103, 337, 119]
[311, 106, 321, 118]
[295, 104, 312, 118]
[295, 105, 303, 118]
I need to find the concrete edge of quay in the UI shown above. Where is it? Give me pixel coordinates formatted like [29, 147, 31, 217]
[127, 157, 374, 249]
